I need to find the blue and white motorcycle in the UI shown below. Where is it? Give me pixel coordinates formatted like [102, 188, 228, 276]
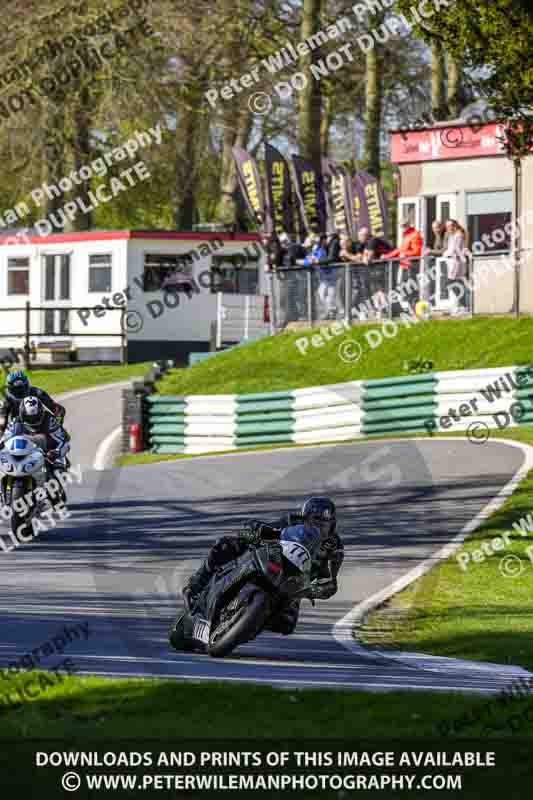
[0, 434, 48, 538]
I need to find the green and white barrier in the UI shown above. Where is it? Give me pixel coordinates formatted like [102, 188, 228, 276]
[146, 365, 533, 454]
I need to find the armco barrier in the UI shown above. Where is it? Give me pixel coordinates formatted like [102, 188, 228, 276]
[145, 365, 533, 454]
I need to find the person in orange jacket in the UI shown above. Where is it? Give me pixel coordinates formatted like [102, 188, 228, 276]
[381, 218, 423, 311]
[381, 218, 423, 268]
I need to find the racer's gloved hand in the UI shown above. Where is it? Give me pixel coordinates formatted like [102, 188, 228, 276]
[309, 578, 338, 600]
[241, 528, 262, 547]
[241, 520, 263, 545]
[182, 587, 197, 613]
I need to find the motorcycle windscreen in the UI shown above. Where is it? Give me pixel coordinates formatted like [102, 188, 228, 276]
[280, 524, 321, 574]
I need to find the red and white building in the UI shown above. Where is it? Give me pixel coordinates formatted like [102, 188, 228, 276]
[0, 229, 267, 363]
[390, 119, 533, 314]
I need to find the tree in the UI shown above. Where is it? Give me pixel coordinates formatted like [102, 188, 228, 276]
[431, 42, 446, 120]
[298, 0, 323, 170]
[363, 36, 383, 178]
[395, 0, 533, 156]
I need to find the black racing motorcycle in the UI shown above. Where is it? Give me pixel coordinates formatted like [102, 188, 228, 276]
[169, 526, 326, 658]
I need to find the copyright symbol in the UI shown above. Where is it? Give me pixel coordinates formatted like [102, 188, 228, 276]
[338, 339, 363, 364]
[248, 92, 272, 114]
[499, 554, 525, 579]
[121, 309, 144, 333]
[467, 422, 490, 444]
[439, 127, 464, 148]
[62, 772, 81, 792]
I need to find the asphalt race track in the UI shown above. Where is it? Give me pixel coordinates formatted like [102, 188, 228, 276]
[1, 384, 531, 694]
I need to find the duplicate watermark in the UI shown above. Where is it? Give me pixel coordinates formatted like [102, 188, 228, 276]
[0, 622, 89, 712]
[455, 511, 533, 575]
[1, 123, 161, 240]
[0, 463, 83, 552]
[205, 0, 454, 113]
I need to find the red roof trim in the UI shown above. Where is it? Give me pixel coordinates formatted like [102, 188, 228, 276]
[0, 229, 261, 246]
[131, 231, 260, 242]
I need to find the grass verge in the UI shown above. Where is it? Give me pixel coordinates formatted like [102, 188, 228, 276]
[20, 363, 151, 396]
[1, 672, 532, 739]
[359, 428, 533, 672]
[157, 316, 533, 396]
[2, 675, 532, 797]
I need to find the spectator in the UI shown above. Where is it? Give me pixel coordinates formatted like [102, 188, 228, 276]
[340, 231, 369, 315]
[317, 232, 342, 319]
[382, 218, 423, 312]
[424, 220, 449, 257]
[422, 220, 448, 306]
[359, 228, 393, 263]
[444, 219, 469, 314]
[304, 233, 334, 319]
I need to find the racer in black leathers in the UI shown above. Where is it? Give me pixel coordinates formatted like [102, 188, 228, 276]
[0, 371, 66, 437]
[0, 397, 71, 490]
[182, 497, 344, 635]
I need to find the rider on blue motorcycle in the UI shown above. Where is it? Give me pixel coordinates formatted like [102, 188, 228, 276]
[182, 497, 344, 636]
[0, 396, 71, 483]
[0, 371, 66, 437]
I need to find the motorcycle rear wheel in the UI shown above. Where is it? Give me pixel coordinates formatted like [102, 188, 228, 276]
[208, 590, 271, 658]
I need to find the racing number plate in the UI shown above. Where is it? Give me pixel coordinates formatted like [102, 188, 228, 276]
[281, 541, 312, 573]
[192, 620, 210, 644]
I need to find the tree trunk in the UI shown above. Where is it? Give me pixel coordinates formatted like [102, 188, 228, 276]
[364, 42, 382, 178]
[298, 0, 322, 171]
[216, 108, 252, 225]
[447, 58, 463, 118]
[321, 93, 331, 157]
[43, 112, 66, 231]
[431, 41, 447, 119]
[70, 89, 93, 231]
[174, 85, 207, 229]
[174, 107, 197, 230]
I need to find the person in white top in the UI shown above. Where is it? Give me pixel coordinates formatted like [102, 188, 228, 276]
[443, 219, 469, 314]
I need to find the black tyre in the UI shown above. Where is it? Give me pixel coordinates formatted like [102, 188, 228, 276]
[47, 470, 66, 505]
[10, 483, 33, 540]
[208, 590, 271, 658]
[169, 613, 195, 652]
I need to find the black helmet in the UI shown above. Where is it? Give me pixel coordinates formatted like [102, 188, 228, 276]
[19, 396, 45, 431]
[301, 496, 336, 539]
[6, 370, 29, 400]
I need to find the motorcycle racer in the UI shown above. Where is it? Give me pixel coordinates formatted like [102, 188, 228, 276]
[181, 496, 343, 636]
[0, 397, 71, 486]
[0, 371, 66, 437]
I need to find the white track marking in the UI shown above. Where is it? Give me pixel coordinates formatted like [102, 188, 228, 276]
[93, 426, 122, 471]
[57, 380, 135, 403]
[334, 437, 533, 678]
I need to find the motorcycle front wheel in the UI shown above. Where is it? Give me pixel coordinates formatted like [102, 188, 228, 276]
[10, 483, 34, 539]
[208, 590, 271, 659]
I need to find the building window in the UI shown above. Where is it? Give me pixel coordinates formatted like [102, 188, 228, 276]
[143, 253, 194, 292]
[7, 257, 30, 295]
[211, 253, 259, 294]
[89, 254, 112, 293]
[466, 190, 512, 252]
